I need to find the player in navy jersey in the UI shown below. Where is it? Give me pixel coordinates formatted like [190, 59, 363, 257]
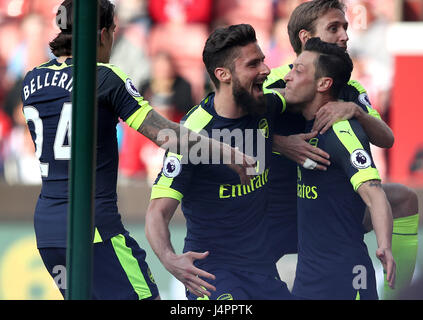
[285, 37, 395, 300]
[22, 0, 254, 300]
[145, 24, 292, 300]
[264, 0, 419, 299]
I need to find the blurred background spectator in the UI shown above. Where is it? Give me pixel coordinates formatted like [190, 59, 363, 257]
[0, 0, 421, 187]
[110, 0, 152, 90]
[147, 0, 212, 103]
[119, 50, 194, 185]
[2, 79, 40, 185]
[212, 0, 273, 49]
[140, 50, 193, 121]
[266, 17, 296, 69]
[346, 0, 398, 180]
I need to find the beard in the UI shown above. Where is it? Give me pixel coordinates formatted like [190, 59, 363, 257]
[286, 102, 304, 114]
[232, 76, 266, 116]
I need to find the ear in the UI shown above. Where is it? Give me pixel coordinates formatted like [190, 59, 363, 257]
[317, 77, 333, 93]
[99, 27, 108, 46]
[299, 29, 312, 48]
[214, 67, 231, 84]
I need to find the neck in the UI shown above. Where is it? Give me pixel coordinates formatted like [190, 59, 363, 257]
[57, 54, 108, 64]
[57, 56, 72, 63]
[213, 87, 247, 119]
[58, 46, 109, 64]
[302, 94, 335, 121]
[97, 50, 110, 64]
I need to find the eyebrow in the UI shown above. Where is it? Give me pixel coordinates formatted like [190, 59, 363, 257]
[327, 20, 349, 28]
[246, 55, 265, 65]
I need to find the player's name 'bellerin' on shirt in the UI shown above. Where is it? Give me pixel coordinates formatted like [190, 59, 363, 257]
[22, 58, 152, 248]
[151, 91, 286, 277]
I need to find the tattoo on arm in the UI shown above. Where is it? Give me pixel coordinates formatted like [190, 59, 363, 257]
[368, 180, 382, 188]
[138, 110, 179, 147]
[138, 110, 230, 160]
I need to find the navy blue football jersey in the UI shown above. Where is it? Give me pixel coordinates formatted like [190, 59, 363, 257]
[151, 91, 285, 277]
[22, 58, 152, 248]
[292, 118, 380, 300]
[264, 64, 383, 260]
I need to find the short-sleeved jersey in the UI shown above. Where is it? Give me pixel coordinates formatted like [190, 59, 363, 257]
[264, 64, 382, 219]
[292, 118, 380, 300]
[22, 58, 152, 248]
[151, 91, 285, 277]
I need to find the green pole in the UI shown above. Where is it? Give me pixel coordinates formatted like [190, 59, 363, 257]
[66, 0, 98, 300]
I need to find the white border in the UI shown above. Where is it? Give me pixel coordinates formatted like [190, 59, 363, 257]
[387, 23, 423, 55]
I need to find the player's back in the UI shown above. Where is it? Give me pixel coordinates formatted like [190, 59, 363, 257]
[22, 58, 134, 248]
[22, 59, 74, 198]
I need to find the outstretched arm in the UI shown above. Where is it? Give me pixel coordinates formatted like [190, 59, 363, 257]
[145, 197, 216, 297]
[312, 101, 394, 148]
[357, 180, 396, 289]
[138, 109, 256, 183]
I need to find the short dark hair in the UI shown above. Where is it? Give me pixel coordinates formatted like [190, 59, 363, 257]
[288, 0, 346, 56]
[202, 24, 257, 89]
[304, 37, 353, 98]
[49, 0, 115, 57]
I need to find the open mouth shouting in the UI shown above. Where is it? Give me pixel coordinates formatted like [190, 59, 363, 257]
[253, 78, 266, 96]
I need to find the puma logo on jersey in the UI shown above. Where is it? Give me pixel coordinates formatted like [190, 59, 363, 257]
[339, 129, 352, 136]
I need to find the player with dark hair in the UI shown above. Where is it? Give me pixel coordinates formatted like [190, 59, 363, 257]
[265, 0, 419, 299]
[145, 24, 292, 300]
[22, 0, 254, 299]
[285, 37, 395, 299]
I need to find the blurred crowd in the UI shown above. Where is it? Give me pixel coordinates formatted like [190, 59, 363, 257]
[0, 0, 421, 186]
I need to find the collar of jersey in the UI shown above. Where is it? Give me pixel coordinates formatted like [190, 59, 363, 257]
[203, 91, 251, 122]
[52, 58, 73, 67]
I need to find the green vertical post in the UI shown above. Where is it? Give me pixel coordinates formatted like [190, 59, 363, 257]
[66, 0, 98, 300]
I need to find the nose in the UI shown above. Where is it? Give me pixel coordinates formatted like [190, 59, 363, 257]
[340, 28, 349, 44]
[261, 62, 271, 76]
[284, 70, 293, 82]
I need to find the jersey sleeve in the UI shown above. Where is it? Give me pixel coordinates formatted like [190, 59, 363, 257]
[150, 151, 194, 202]
[344, 80, 381, 120]
[98, 64, 152, 130]
[264, 64, 292, 89]
[326, 119, 381, 192]
[264, 89, 287, 115]
[151, 103, 214, 201]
